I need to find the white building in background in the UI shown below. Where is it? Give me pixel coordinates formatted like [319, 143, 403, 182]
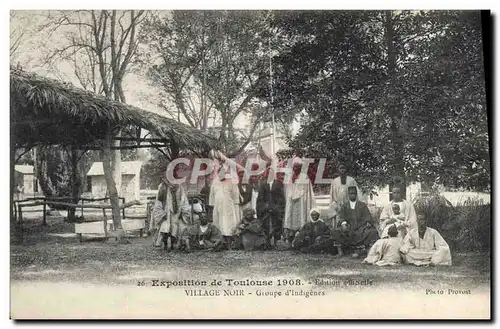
[367, 183, 422, 207]
[256, 121, 288, 157]
[14, 165, 41, 197]
[86, 161, 143, 202]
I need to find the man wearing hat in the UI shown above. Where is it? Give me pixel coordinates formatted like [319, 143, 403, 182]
[328, 163, 361, 228]
[331, 186, 379, 258]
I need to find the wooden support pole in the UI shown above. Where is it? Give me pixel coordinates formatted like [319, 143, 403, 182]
[102, 208, 108, 238]
[18, 204, 22, 224]
[13, 202, 17, 222]
[18, 205, 23, 244]
[122, 197, 126, 219]
[42, 202, 47, 226]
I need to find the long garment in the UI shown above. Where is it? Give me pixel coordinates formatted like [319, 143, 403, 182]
[292, 219, 332, 253]
[181, 223, 224, 251]
[239, 183, 255, 215]
[379, 200, 417, 238]
[329, 176, 360, 227]
[400, 227, 452, 266]
[257, 180, 285, 242]
[363, 237, 402, 266]
[330, 201, 379, 248]
[209, 179, 241, 236]
[152, 184, 191, 247]
[233, 217, 268, 251]
[283, 175, 316, 239]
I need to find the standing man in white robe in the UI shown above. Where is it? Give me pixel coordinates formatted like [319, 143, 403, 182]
[209, 165, 241, 249]
[283, 160, 316, 247]
[329, 164, 361, 228]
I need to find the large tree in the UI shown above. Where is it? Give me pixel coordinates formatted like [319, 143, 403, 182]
[41, 10, 147, 229]
[142, 10, 277, 156]
[271, 10, 489, 194]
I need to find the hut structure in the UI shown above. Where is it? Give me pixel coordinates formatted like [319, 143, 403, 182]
[87, 161, 142, 202]
[10, 67, 221, 232]
[14, 165, 41, 198]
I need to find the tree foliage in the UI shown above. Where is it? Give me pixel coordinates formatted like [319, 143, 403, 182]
[142, 10, 278, 156]
[271, 10, 489, 192]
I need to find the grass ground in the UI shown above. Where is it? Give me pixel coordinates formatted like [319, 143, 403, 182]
[11, 216, 490, 293]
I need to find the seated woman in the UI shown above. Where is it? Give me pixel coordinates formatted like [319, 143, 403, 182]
[400, 214, 452, 266]
[233, 208, 268, 251]
[363, 225, 402, 266]
[180, 213, 224, 252]
[292, 208, 332, 253]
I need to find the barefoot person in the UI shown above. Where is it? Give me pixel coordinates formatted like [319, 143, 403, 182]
[152, 179, 191, 251]
[400, 214, 452, 266]
[209, 164, 241, 249]
[330, 186, 379, 257]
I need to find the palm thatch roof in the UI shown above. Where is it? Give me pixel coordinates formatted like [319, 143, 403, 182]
[10, 68, 220, 152]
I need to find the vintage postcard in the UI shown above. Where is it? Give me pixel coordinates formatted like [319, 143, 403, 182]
[9, 9, 491, 319]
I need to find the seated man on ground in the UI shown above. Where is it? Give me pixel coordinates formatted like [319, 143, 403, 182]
[233, 208, 268, 251]
[330, 186, 379, 258]
[292, 208, 332, 253]
[399, 214, 452, 266]
[180, 212, 225, 252]
[363, 225, 402, 266]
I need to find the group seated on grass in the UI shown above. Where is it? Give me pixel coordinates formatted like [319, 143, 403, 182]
[150, 175, 452, 266]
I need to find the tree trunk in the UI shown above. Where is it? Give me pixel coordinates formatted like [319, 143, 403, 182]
[385, 10, 407, 200]
[112, 129, 122, 200]
[11, 145, 16, 223]
[68, 146, 79, 222]
[102, 130, 123, 231]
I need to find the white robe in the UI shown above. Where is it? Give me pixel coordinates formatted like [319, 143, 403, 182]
[400, 227, 452, 266]
[209, 179, 241, 236]
[363, 237, 402, 266]
[379, 200, 417, 237]
[283, 174, 316, 232]
[328, 176, 360, 225]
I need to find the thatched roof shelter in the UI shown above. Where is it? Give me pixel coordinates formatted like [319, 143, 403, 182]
[10, 68, 220, 152]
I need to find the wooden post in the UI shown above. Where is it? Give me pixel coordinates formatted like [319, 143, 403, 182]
[42, 201, 47, 226]
[146, 202, 152, 236]
[13, 201, 17, 222]
[102, 208, 108, 238]
[81, 199, 84, 217]
[17, 204, 22, 224]
[18, 204, 23, 244]
[68, 146, 79, 222]
[121, 197, 126, 219]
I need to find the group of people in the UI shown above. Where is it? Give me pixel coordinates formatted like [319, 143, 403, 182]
[151, 159, 452, 267]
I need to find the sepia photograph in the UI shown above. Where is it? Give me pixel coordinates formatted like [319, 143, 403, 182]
[8, 8, 491, 319]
